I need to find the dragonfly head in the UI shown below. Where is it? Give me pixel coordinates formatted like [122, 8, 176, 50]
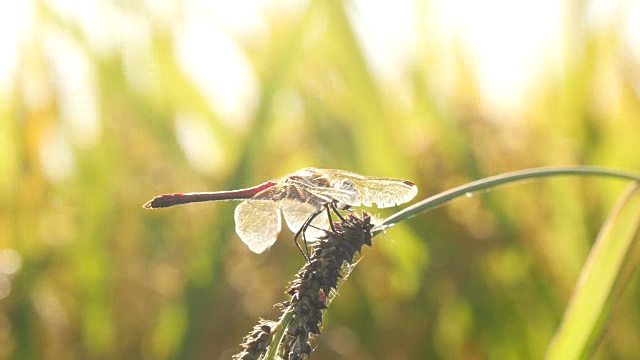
[329, 178, 360, 206]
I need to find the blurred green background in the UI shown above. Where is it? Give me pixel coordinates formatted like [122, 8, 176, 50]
[2, 0, 640, 359]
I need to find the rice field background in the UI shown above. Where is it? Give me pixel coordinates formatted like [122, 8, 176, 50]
[2, 0, 640, 359]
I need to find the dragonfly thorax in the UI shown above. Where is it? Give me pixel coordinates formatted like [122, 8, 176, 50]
[289, 168, 331, 186]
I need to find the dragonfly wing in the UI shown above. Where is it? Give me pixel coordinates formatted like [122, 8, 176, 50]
[281, 184, 328, 211]
[245, 186, 280, 211]
[246, 183, 326, 212]
[352, 178, 418, 207]
[234, 200, 281, 253]
[320, 169, 419, 208]
[282, 208, 329, 241]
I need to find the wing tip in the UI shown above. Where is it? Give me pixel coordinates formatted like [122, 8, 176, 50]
[403, 180, 416, 187]
[246, 231, 280, 254]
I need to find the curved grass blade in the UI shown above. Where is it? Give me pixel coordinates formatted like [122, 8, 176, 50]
[545, 183, 640, 360]
[374, 166, 640, 235]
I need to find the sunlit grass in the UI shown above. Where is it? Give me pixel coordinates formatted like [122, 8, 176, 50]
[3, 0, 640, 359]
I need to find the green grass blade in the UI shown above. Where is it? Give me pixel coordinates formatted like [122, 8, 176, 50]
[264, 309, 293, 360]
[374, 166, 640, 235]
[545, 183, 640, 360]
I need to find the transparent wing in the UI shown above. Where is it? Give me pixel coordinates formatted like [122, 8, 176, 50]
[317, 168, 418, 208]
[244, 186, 281, 211]
[234, 200, 281, 253]
[247, 183, 326, 213]
[282, 208, 329, 241]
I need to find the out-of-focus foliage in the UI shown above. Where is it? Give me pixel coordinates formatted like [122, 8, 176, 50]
[547, 183, 640, 360]
[2, 0, 640, 359]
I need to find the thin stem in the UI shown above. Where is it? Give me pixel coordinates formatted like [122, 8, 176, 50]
[374, 166, 640, 235]
[264, 309, 294, 360]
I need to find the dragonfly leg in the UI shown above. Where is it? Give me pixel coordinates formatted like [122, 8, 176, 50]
[326, 205, 336, 232]
[292, 226, 308, 261]
[329, 201, 346, 222]
[294, 210, 323, 261]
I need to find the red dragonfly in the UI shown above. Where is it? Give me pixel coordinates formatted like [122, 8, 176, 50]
[143, 168, 418, 254]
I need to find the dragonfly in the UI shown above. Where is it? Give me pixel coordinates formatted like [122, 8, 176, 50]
[143, 167, 418, 256]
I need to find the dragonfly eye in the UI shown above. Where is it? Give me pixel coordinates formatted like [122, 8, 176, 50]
[338, 179, 357, 192]
[329, 179, 359, 205]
